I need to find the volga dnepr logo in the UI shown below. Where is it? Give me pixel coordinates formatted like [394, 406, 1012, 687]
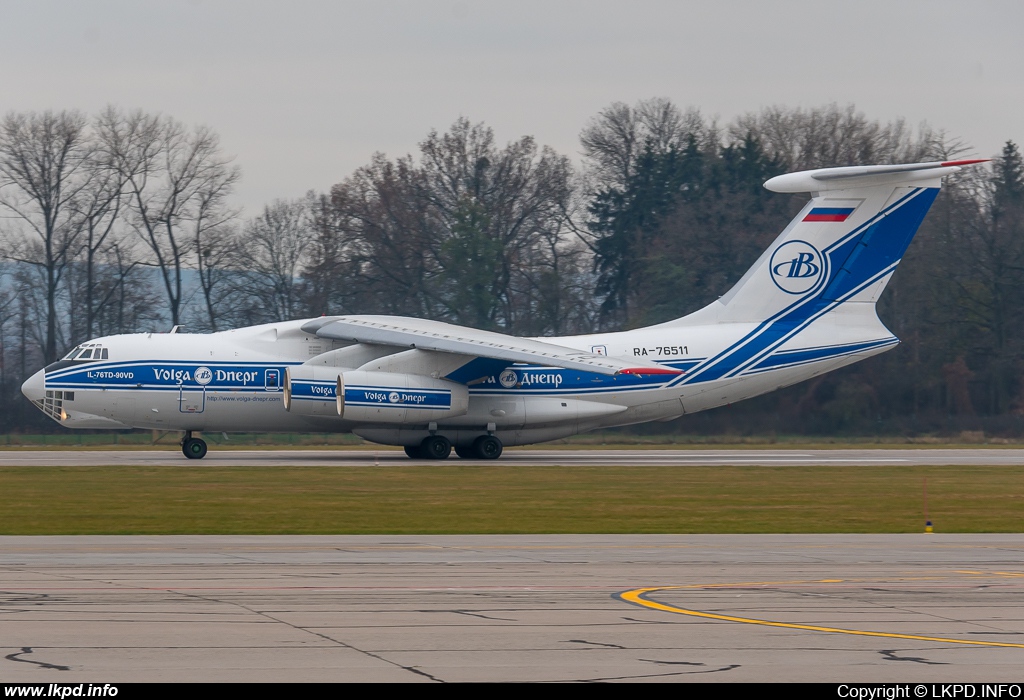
[499, 369, 518, 388]
[769, 240, 825, 295]
[194, 366, 213, 385]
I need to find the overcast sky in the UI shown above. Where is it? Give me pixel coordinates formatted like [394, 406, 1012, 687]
[2, 0, 1020, 215]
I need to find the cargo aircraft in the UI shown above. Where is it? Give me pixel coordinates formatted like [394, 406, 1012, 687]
[22, 160, 984, 460]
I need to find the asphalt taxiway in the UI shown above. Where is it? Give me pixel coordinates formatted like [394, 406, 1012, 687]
[3, 447, 1024, 467]
[3, 449, 1021, 681]
[1, 535, 1022, 682]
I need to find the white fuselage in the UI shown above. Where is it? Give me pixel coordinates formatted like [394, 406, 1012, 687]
[25, 302, 896, 447]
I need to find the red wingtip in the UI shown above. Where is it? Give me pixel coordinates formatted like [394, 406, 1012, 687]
[941, 159, 990, 167]
[618, 367, 684, 376]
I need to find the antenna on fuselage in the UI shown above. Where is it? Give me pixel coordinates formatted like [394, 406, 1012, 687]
[169, 325, 181, 334]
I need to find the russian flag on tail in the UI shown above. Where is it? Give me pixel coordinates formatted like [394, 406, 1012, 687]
[803, 207, 855, 222]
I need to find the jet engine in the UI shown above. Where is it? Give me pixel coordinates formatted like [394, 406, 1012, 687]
[283, 365, 341, 416]
[284, 366, 469, 423]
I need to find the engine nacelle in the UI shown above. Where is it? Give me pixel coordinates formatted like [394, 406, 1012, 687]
[340, 370, 468, 423]
[283, 365, 341, 416]
[284, 367, 469, 423]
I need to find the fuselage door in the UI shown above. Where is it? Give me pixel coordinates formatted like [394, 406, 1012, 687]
[179, 386, 206, 413]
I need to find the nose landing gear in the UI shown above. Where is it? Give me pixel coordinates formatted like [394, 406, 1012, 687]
[181, 431, 208, 459]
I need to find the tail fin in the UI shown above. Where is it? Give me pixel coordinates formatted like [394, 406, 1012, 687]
[700, 160, 984, 323]
[660, 160, 985, 388]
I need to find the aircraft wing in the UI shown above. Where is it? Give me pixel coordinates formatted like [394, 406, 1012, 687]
[300, 315, 680, 377]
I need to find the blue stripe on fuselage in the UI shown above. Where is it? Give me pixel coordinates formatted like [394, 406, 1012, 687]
[747, 338, 898, 372]
[45, 361, 293, 391]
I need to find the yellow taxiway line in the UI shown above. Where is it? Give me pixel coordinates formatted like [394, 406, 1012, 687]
[618, 577, 1024, 649]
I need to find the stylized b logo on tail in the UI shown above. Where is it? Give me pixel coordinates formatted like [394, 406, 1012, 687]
[776, 251, 820, 279]
[769, 241, 824, 294]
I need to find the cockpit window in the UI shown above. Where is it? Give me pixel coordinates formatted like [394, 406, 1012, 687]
[60, 344, 108, 362]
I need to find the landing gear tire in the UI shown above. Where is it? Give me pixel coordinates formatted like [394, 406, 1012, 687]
[454, 445, 474, 459]
[472, 435, 503, 460]
[404, 445, 423, 459]
[420, 435, 452, 460]
[182, 437, 207, 460]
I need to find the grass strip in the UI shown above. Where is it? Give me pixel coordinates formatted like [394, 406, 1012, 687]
[1, 464, 1021, 534]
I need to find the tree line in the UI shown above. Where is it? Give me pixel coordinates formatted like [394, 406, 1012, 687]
[2, 101, 1022, 436]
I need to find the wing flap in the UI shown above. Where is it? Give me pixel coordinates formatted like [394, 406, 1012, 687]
[302, 315, 679, 377]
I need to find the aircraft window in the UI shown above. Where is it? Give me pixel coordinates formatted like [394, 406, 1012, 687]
[39, 390, 74, 421]
[63, 346, 107, 361]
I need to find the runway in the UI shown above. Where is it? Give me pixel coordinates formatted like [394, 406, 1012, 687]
[4, 447, 1024, 467]
[1, 535, 1023, 682]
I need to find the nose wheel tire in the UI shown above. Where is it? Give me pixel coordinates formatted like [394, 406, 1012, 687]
[182, 437, 208, 460]
[420, 435, 452, 460]
[472, 435, 503, 460]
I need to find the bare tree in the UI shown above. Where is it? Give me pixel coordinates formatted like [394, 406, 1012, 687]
[97, 237, 162, 336]
[315, 119, 579, 332]
[580, 98, 709, 192]
[0, 110, 92, 362]
[323, 151, 448, 318]
[69, 140, 127, 340]
[729, 104, 946, 170]
[97, 108, 239, 328]
[193, 223, 237, 333]
[580, 102, 639, 190]
[417, 118, 576, 331]
[0, 271, 15, 398]
[637, 98, 709, 158]
[238, 196, 316, 321]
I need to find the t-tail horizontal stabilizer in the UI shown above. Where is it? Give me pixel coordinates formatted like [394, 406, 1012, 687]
[763, 159, 989, 193]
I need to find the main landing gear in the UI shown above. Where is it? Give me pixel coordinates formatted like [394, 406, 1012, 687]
[181, 431, 208, 460]
[469, 435, 503, 459]
[405, 434, 503, 460]
[404, 435, 451, 460]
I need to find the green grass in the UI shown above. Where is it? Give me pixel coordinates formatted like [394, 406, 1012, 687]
[1, 464, 1021, 534]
